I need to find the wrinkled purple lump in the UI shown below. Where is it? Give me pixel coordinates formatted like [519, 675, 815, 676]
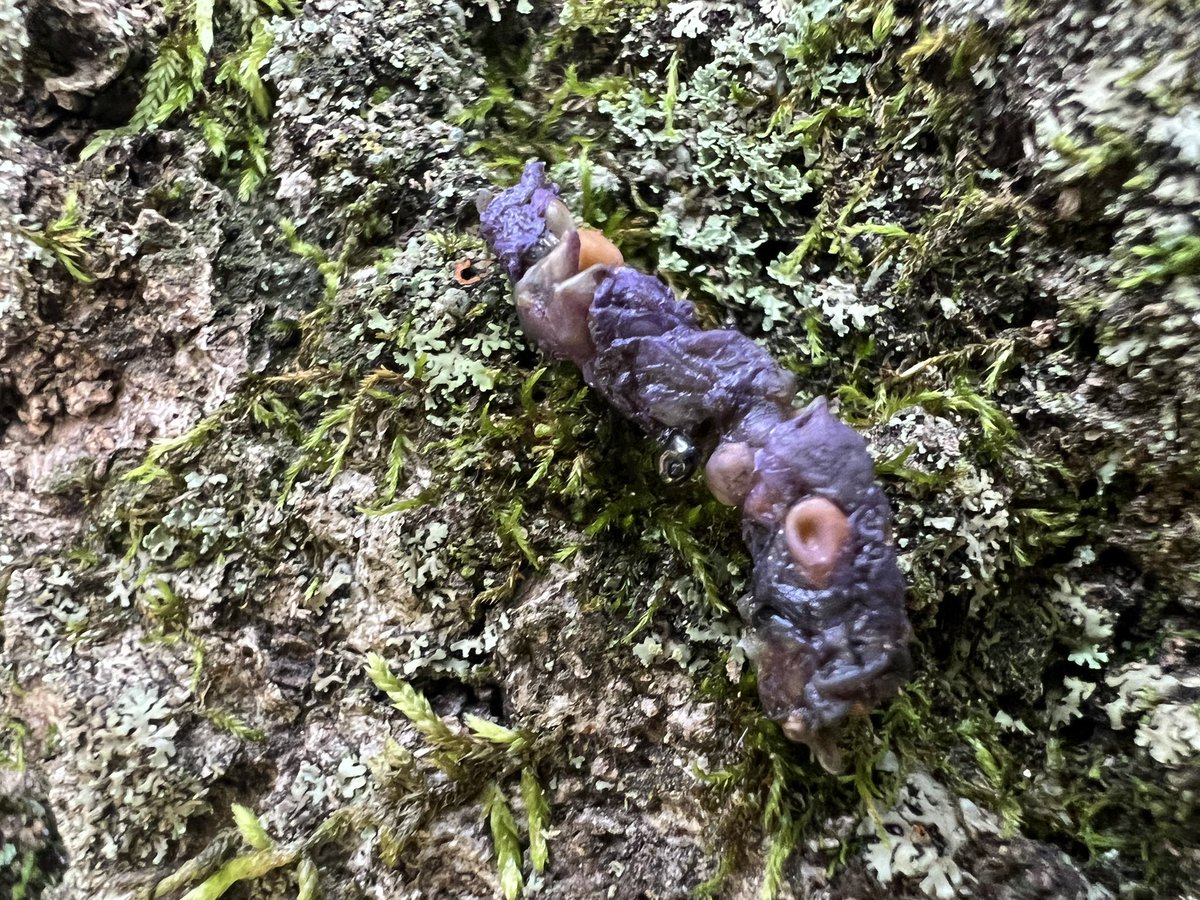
[727, 398, 911, 761]
[479, 162, 912, 769]
[588, 268, 698, 339]
[745, 399, 882, 522]
[478, 162, 560, 281]
[584, 269, 794, 431]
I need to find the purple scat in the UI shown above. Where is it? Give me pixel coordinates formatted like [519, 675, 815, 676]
[478, 162, 912, 770]
[748, 592, 911, 751]
[477, 162, 559, 281]
[743, 523, 911, 747]
[747, 399, 879, 518]
[589, 268, 698, 341]
[585, 270, 793, 431]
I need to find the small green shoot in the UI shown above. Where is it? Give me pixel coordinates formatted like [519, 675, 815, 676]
[483, 784, 525, 900]
[20, 191, 97, 283]
[521, 768, 551, 873]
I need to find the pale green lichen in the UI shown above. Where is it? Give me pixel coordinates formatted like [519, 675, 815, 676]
[860, 771, 1000, 900]
[1105, 664, 1200, 768]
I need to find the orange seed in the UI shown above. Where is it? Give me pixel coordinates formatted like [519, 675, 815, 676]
[576, 228, 623, 270]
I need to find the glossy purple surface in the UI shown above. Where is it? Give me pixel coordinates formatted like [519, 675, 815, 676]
[584, 269, 795, 432]
[480, 163, 912, 768]
[477, 161, 560, 281]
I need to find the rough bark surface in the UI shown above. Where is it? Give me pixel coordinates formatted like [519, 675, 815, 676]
[1, 1, 1198, 898]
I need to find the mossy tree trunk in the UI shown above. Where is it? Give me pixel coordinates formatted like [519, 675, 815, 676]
[2, 1, 1198, 898]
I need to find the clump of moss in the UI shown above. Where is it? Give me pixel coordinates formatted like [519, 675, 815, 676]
[83, 0, 297, 199]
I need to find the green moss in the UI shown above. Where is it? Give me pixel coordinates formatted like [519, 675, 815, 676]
[1118, 231, 1200, 289]
[82, 0, 296, 200]
[0, 715, 27, 771]
[19, 190, 97, 284]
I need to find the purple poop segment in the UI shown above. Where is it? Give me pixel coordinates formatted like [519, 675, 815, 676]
[738, 400, 911, 766]
[585, 269, 796, 432]
[478, 161, 560, 281]
[480, 162, 912, 769]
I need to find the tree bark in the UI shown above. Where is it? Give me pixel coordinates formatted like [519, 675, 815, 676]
[2, 1, 1198, 898]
